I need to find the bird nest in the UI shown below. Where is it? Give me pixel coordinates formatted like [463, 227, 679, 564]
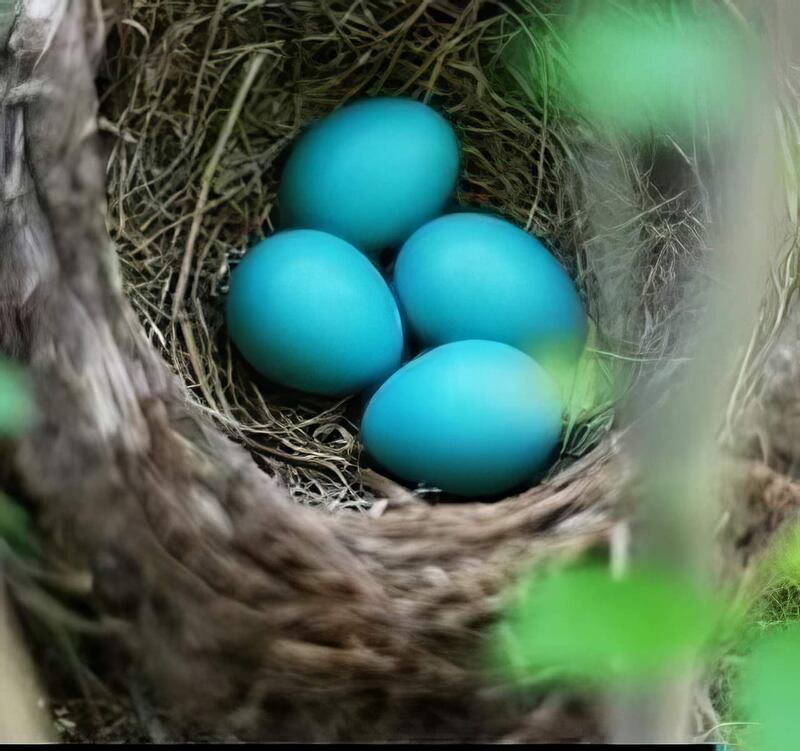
[5, 0, 799, 744]
[99, 0, 703, 509]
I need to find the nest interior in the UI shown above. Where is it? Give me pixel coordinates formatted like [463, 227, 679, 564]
[11, 0, 797, 744]
[98, 0, 707, 510]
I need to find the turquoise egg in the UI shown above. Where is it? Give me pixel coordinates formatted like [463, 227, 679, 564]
[279, 98, 460, 256]
[361, 340, 563, 497]
[226, 230, 404, 396]
[393, 213, 588, 370]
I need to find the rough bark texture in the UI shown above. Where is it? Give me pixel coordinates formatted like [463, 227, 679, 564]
[2, 0, 799, 743]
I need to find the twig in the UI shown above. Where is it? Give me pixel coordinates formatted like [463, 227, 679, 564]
[610, 2, 786, 741]
[171, 52, 267, 321]
[0, 579, 53, 742]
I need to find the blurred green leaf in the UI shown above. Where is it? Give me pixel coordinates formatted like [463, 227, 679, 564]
[767, 524, 800, 586]
[776, 107, 800, 225]
[510, 1, 757, 139]
[0, 494, 38, 558]
[558, 322, 619, 420]
[565, 2, 754, 137]
[0, 359, 35, 436]
[736, 625, 800, 751]
[493, 563, 723, 685]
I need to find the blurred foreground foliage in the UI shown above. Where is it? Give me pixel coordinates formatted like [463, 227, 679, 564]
[0, 359, 35, 438]
[735, 625, 800, 751]
[493, 562, 725, 685]
[0, 358, 37, 557]
[509, 0, 757, 139]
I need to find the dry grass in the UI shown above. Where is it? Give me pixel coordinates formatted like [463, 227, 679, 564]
[9, 0, 799, 742]
[97, 0, 771, 510]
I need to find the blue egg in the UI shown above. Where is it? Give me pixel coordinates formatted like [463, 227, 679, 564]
[226, 230, 404, 396]
[361, 340, 563, 497]
[279, 98, 460, 256]
[393, 213, 588, 370]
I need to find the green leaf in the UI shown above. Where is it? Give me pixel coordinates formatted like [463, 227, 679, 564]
[736, 625, 800, 751]
[766, 524, 800, 585]
[0, 494, 38, 558]
[0, 359, 35, 436]
[552, 2, 755, 139]
[493, 563, 723, 685]
[558, 323, 620, 433]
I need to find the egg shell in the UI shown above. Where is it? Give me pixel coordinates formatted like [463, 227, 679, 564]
[361, 340, 563, 497]
[279, 98, 460, 256]
[393, 212, 588, 369]
[226, 230, 404, 396]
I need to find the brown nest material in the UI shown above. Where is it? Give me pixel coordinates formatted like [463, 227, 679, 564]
[3, 0, 800, 743]
[99, 0, 704, 507]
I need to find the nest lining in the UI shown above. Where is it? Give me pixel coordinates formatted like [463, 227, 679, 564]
[100, 0, 715, 510]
